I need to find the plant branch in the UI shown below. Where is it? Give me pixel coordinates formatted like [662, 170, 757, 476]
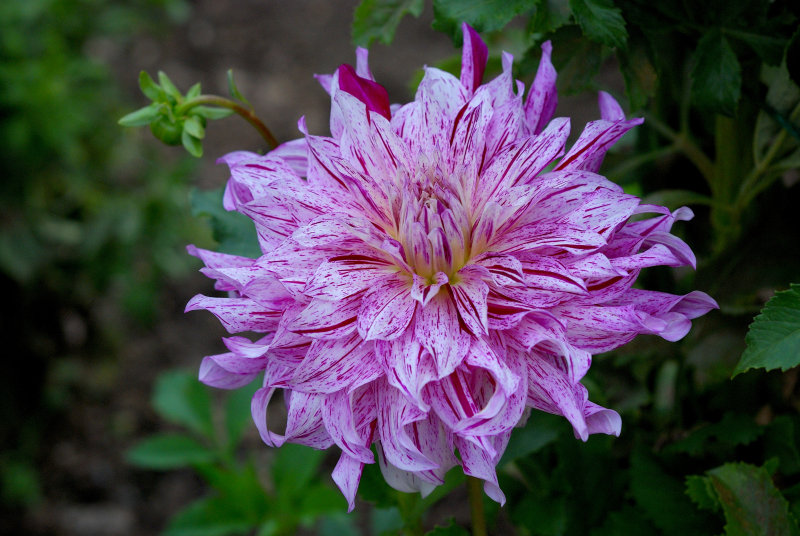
[177, 95, 278, 149]
[643, 112, 716, 187]
[467, 476, 487, 536]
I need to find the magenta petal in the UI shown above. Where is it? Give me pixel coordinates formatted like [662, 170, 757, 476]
[332, 452, 366, 512]
[414, 294, 471, 378]
[460, 23, 489, 94]
[337, 64, 391, 120]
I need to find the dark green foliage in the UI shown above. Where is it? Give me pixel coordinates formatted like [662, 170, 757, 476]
[734, 284, 800, 376]
[190, 187, 262, 258]
[690, 31, 742, 116]
[352, 0, 425, 47]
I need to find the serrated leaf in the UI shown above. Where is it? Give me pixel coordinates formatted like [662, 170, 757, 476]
[734, 284, 800, 376]
[352, 0, 424, 47]
[227, 70, 251, 108]
[184, 116, 205, 139]
[707, 462, 800, 536]
[726, 29, 787, 66]
[138, 70, 162, 101]
[432, 0, 532, 40]
[193, 106, 235, 120]
[630, 450, 717, 535]
[164, 495, 255, 536]
[569, 0, 627, 49]
[425, 519, 470, 535]
[158, 70, 182, 101]
[118, 103, 161, 127]
[152, 370, 214, 439]
[182, 129, 203, 158]
[685, 475, 721, 512]
[529, 0, 572, 35]
[190, 187, 262, 258]
[691, 31, 742, 115]
[126, 434, 216, 469]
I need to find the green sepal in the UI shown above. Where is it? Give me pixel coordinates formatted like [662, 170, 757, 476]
[158, 70, 182, 101]
[138, 70, 162, 101]
[118, 102, 161, 127]
[192, 106, 235, 120]
[150, 116, 183, 145]
[184, 115, 206, 139]
[186, 81, 202, 100]
[182, 129, 203, 157]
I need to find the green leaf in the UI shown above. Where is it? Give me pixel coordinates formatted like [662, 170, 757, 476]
[726, 29, 787, 66]
[511, 493, 567, 535]
[271, 443, 326, 500]
[734, 284, 800, 376]
[500, 412, 562, 465]
[193, 106, 235, 120]
[164, 495, 256, 536]
[126, 434, 216, 469]
[787, 27, 800, 89]
[590, 505, 657, 536]
[183, 115, 205, 139]
[152, 370, 214, 439]
[765, 416, 800, 476]
[182, 129, 203, 158]
[227, 70, 251, 108]
[425, 518, 470, 535]
[686, 475, 721, 512]
[352, 0, 424, 47]
[529, 0, 572, 36]
[707, 462, 800, 536]
[118, 103, 161, 127]
[569, 0, 627, 49]
[158, 70, 182, 101]
[224, 377, 260, 448]
[691, 31, 742, 115]
[619, 43, 657, 111]
[190, 187, 262, 258]
[432, 0, 533, 40]
[138, 70, 162, 101]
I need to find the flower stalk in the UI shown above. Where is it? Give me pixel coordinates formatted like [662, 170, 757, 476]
[467, 476, 487, 536]
[176, 95, 278, 150]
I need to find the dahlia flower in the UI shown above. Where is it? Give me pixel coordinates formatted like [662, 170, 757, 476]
[186, 24, 716, 509]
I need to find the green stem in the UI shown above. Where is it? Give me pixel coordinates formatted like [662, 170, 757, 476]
[467, 476, 487, 536]
[177, 95, 278, 149]
[604, 144, 679, 181]
[643, 112, 716, 187]
[396, 491, 424, 536]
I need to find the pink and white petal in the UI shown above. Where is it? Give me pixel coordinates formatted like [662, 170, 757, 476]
[376, 380, 438, 471]
[376, 443, 432, 495]
[304, 253, 394, 300]
[283, 391, 335, 449]
[555, 117, 643, 173]
[251, 387, 286, 447]
[414, 293, 471, 378]
[598, 91, 626, 121]
[222, 335, 272, 358]
[199, 355, 258, 389]
[375, 331, 438, 410]
[526, 355, 590, 441]
[520, 255, 588, 294]
[187, 244, 255, 269]
[584, 401, 622, 437]
[476, 254, 526, 288]
[185, 295, 282, 333]
[455, 436, 506, 504]
[410, 272, 449, 306]
[291, 333, 378, 393]
[288, 294, 363, 340]
[524, 40, 557, 136]
[554, 304, 646, 353]
[448, 271, 489, 337]
[292, 214, 384, 250]
[447, 92, 491, 179]
[321, 388, 375, 464]
[357, 274, 417, 341]
[270, 137, 309, 177]
[460, 23, 488, 94]
[332, 452, 366, 512]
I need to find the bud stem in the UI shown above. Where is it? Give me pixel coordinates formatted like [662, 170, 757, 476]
[176, 95, 279, 149]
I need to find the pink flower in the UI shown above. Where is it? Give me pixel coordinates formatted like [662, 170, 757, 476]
[186, 24, 717, 510]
